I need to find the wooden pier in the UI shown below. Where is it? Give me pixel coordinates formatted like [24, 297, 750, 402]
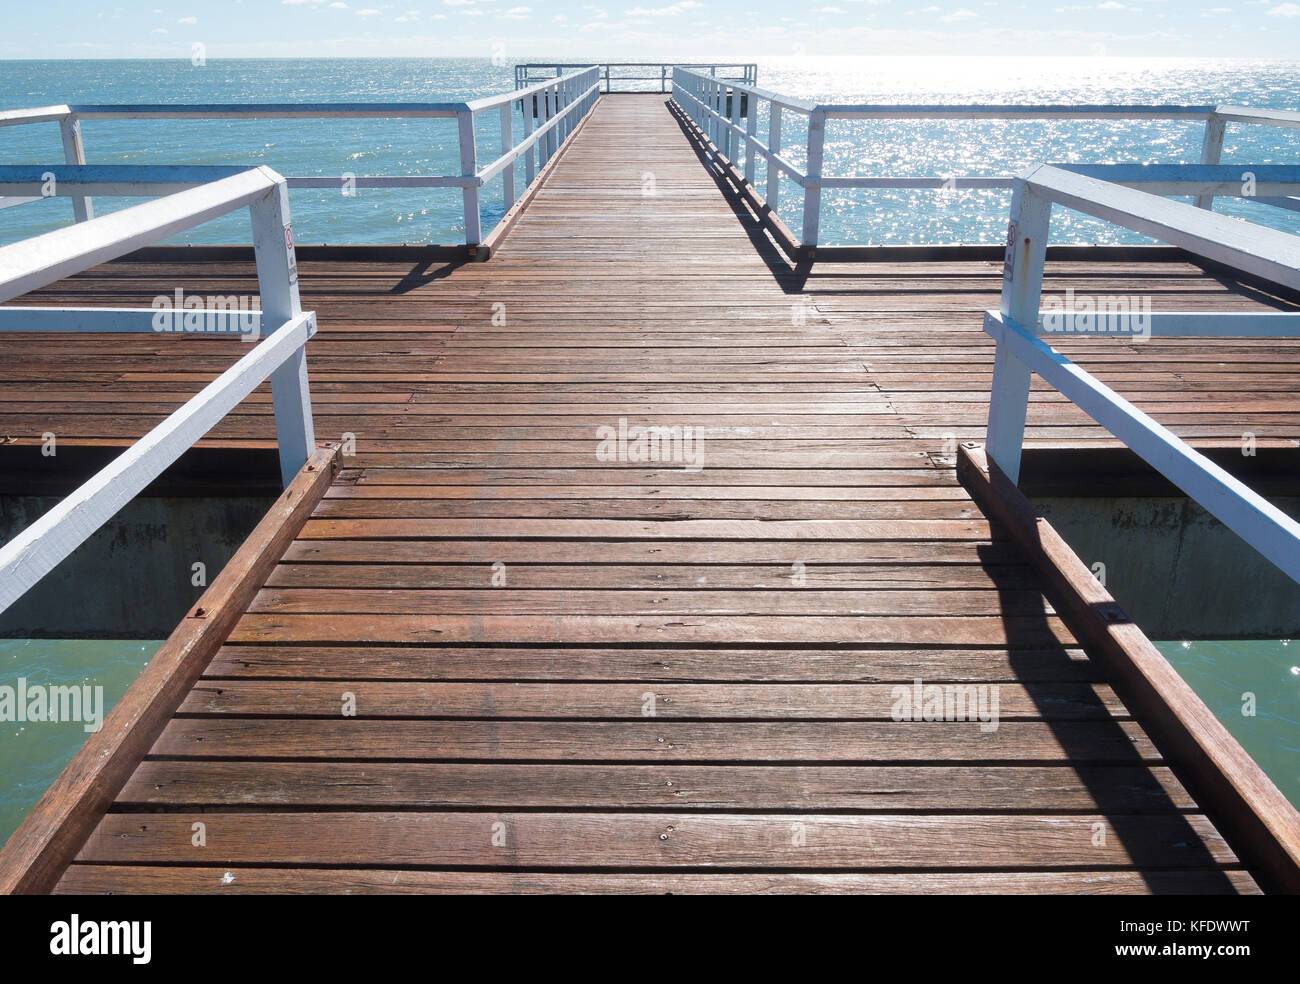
[3, 93, 1300, 893]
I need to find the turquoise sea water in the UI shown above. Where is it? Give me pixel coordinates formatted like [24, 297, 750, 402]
[0, 55, 1298, 246]
[0, 637, 1293, 844]
[0, 640, 158, 845]
[1154, 639, 1300, 811]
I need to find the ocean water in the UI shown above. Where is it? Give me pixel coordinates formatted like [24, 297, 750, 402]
[1154, 639, 1300, 810]
[0, 639, 159, 845]
[0, 56, 1297, 246]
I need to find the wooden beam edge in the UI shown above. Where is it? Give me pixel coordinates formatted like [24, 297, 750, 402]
[957, 441, 1300, 894]
[0, 441, 340, 895]
[477, 96, 603, 262]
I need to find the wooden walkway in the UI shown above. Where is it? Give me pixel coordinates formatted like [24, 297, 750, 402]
[5, 94, 1300, 893]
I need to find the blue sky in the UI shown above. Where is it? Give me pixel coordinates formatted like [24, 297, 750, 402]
[2, 0, 1299, 58]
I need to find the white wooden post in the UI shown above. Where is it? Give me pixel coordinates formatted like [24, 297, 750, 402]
[985, 182, 1052, 485]
[557, 78, 567, 146]
[500, 102, 515, 205]
[716, 82, 725, 151]
[523, 96, 536, 185]
[705, 81, 714, 146]
[458, 109, 481, 246]
[564, 77, 574, 140]
[728, 85, 740, 161]
[767, 103, 782, 211]
[546, 84, 557, 162]
[719, 85, 729, 157]
[1197, 113, 1226, 210]
[537, 89, 549, 166]
[58, 114, 93, 222]
[250, 182, 314, 488]
[801, 109, 826, 250]
[744, 95, 757, 186]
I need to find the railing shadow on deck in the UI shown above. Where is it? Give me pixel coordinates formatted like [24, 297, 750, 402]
[976, 539, 1236, 894]
[666, 98, 814, 291]
[388, 256, 470, 293]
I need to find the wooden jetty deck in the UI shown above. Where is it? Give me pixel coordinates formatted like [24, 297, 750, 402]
[3, 94, 1300, 894]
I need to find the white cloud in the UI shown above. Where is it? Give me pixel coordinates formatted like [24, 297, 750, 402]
[624, 1, 702, 14]
[940, 7, 977, 19]
[1266, 1, 1300, 13]
[177, 15, 197, 23]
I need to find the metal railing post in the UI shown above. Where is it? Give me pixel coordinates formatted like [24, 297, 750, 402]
[250, 180, 314, 488]
[58, 114, 93, 222]
[767, 102, 782, 211]
[1197, 112, 1226, 210]
[801, 109, 826, 250]
[457, 108, 482, 246]
[985, 181, 1052, 485]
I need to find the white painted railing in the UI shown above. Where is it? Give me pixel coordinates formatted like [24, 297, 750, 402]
[670, 67, 1300, 251]
[0, 66, 602, 252]
[517, 62, 756, 94]
[983, 162, 1300, 585]
[0, 163, 318, 615]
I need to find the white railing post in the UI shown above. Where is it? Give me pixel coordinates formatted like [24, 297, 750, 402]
[523, 96, 536, 184]
[716, 82, 725, 150]
[537, 89, 549, 166]
[545, 84, 557, 162]
[801, 109, 826, 250]
[767, 102, 782, 211]
[707, 81, 718, 148]
[500, 102, 515, 205]
[558, 78, 568, 145]
[985, 181, 1052, 485]
[457, 108, 481, 246]
[744, 96, 757, 186]
[250, 180, 315, 488]
[58, 114, 93, 222]
[728, 85, 741, 161]
[1197, 112, 1226, 210]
